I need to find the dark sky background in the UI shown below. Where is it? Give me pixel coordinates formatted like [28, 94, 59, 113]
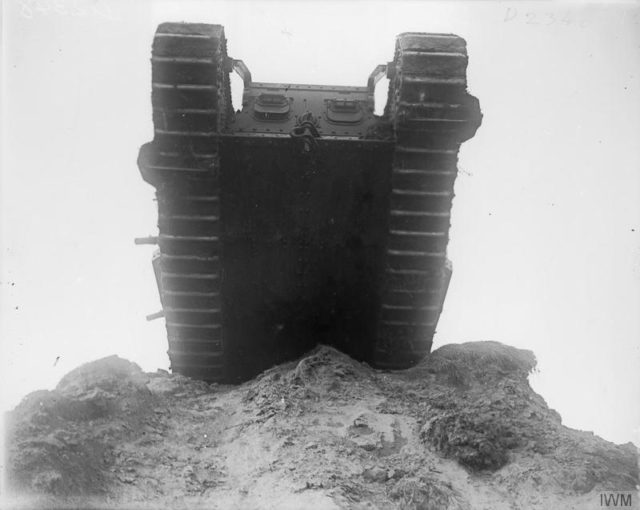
[1, 1, 639, 445]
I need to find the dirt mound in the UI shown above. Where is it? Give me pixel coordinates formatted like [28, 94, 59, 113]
[4, 343, 639, 509]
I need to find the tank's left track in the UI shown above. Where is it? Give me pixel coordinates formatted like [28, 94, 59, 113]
[138, 23, 232, 381]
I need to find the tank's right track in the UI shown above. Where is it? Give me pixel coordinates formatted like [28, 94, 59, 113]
[375, 33, 481, 367]
[139, 23, 231, 381]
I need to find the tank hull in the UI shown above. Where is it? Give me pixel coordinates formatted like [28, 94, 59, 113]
[137, 23, 481, 382]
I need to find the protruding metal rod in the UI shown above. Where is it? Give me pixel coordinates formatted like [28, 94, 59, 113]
[135, 236, 159, 245]
[146, 310, 164, 321]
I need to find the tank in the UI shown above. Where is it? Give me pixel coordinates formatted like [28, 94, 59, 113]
[137, 23, 482, 382]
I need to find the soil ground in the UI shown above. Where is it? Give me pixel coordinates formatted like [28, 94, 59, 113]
[4, 342, 639, 509]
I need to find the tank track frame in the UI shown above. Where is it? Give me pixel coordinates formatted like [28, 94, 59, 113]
[139, 23, 231, 379]
[374, 33, 481, 367]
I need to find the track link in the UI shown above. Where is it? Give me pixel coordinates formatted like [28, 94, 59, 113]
[375, 33, 482, 367]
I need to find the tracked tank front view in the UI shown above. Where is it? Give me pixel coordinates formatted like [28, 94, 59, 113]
[137, 23, 482, 383]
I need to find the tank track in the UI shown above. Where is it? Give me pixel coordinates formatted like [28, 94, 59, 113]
[138, 23, 232, 381]
[375, 33, 481, 368]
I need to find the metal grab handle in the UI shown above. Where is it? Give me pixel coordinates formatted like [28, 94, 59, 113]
[225, 58, 252, 87]
[367, 64, 387, 94]
[233, 60, 252, 87]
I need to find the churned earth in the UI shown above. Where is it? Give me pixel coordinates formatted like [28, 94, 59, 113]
[3, 342, 639, 509]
